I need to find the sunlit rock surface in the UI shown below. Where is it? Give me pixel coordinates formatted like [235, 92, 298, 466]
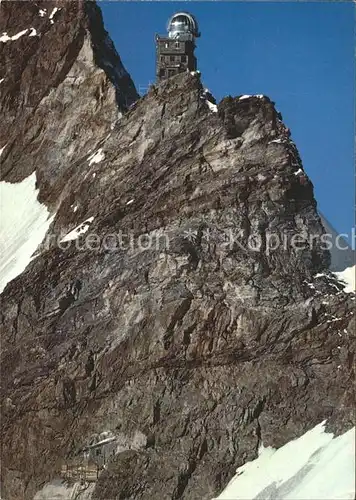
[0, 2, 354, 499]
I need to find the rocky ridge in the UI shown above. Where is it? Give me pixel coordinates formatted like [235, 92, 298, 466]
[0, 0, 138, 204]
[0, 2, 354, 500]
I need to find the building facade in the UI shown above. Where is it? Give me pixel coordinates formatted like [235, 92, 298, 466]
[156, 12, 200, 82]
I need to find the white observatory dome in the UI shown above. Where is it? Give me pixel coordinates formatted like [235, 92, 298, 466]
[167, 12, 200, 40]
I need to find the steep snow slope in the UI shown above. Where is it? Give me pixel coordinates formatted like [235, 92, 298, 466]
[335, 265, 356, 294]
[0, 173, 54, 293]
[216, 422, 355, 500]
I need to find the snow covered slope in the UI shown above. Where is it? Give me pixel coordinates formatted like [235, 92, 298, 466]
[0, 172, 54, 293]
[334, 265, 356, 294]
[33, 479, 95, 500]
[216, 422, 355, 500]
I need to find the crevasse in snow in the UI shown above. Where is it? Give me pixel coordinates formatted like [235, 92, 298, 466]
[216, 422, 355, 500]
[0, 173, 54, 293]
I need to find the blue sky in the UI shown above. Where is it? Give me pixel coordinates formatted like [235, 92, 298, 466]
[101, 1, 354, 242]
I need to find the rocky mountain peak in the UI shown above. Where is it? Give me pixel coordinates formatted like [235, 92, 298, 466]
[0, 0, 138, 196]
[0, 3, 354, 500]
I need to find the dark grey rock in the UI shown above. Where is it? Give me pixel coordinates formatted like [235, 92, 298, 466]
[0, 2, 354, 500]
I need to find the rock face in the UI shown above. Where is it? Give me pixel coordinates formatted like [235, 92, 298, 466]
[0, 2, 354, 500]
[0, 0, 138, 202]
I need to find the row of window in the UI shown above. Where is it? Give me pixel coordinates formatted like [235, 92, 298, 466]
[160, 55, 187, 63]
[163, 41, 181, 49]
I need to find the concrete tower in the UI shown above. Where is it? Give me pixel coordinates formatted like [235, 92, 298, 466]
[155, 12, 200, 82]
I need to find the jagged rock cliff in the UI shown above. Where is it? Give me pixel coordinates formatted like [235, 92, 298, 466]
[0, 0, 138, 201]
[0, 2, 354, 500]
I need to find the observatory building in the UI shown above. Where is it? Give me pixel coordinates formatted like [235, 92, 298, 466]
[155, 12, 200, 81]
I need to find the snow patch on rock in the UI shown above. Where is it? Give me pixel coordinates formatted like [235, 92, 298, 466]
[216, 422, 355, 500]
[0, 27, 38, 42]
[238, 94, 265, 101]
[0, 173, 54, 294]
[269, 138, 285, 144]
[206, 100, 218, 113]
[88, 148, 105, 166]
[0, 29, 28, 43]
[49, 7, 61, 24]
[60, 217, 94, 243]
[334, 265, 355, 294]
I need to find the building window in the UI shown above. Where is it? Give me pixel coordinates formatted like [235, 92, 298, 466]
[160, 56, 164, 62]
[170, 55, 175, 62]
[181, 55, 187, 63]
[165, 42, 169, 49]
[175, 41, 180, 48]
